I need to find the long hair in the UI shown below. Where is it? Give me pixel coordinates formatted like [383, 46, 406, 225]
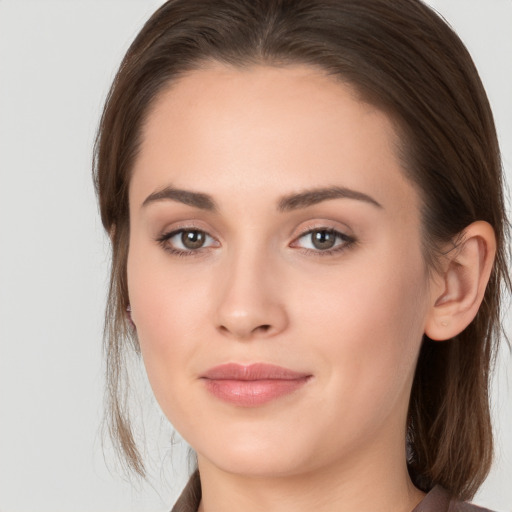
[93, 0, 510, 499]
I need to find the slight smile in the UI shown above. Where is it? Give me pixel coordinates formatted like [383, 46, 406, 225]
[200, 363, 313, 407]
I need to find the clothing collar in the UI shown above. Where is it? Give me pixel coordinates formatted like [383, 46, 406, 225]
[170, 471, 491, 512]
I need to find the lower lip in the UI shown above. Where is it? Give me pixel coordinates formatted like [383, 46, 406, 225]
[202, 377, 311, 407]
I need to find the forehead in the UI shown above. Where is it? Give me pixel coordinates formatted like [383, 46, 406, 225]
[131, 62, 418, 216]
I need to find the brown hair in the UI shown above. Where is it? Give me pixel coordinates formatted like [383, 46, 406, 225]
[93, 0, 510, 500]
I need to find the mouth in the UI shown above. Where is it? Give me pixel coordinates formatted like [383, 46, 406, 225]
[200, 363, 312, 407]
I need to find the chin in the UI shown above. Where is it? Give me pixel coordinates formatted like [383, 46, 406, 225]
[192, 424, 326, 478]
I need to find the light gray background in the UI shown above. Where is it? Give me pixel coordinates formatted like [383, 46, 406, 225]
[0, 1, 510, 511]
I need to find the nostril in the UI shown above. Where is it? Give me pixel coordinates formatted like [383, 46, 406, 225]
[217, 318, 280, 339]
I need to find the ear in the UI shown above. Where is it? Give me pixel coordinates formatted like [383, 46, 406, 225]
[424, 221, 496, 341]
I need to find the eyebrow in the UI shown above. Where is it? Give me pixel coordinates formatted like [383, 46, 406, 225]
[277, 186, 383, 211]
[141, 185, 382, 212]
[142, 186, 217, 211]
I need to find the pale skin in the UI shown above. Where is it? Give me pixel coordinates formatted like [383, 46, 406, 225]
[126, 62, 496, 512]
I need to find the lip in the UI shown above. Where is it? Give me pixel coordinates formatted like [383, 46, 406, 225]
[200, 363, 312, 407]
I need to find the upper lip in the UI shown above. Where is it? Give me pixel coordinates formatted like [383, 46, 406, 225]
[201, 363, 311, 381]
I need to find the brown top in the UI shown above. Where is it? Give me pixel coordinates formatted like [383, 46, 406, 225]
[171, 470, 495, 512]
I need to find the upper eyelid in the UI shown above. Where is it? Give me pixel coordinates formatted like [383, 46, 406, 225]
[158, 227, 217, 243]
[158, 217, 352, 235]
[289, 219, 353, 240]
[157, 221, 218, 239]
[158, 222, 350, 239]
[297, 226, 346, 236]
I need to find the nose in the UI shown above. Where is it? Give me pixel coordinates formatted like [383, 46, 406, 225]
[214, 248, 289, 340]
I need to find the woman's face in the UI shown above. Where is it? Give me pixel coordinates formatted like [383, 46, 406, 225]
[127, 63, 434, 477]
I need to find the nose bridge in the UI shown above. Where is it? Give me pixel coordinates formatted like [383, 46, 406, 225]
[214, 237, 287, 339]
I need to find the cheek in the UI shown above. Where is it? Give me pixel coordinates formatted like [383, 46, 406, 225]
[293, 246, 429, 416]
[126, 242, 205, 407]
[127, 231, 206, 340]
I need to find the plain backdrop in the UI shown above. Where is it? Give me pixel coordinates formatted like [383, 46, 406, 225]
[0, 1, 511, 511]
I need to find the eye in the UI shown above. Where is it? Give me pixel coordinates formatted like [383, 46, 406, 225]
[292, 228, 354, 254]
[157, 228, 218, 255]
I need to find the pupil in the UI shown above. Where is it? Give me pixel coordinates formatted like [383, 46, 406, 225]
[182, 230, 205, 249]
[312, 230, 335, 250]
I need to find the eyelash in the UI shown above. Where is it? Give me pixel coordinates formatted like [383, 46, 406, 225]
[156, 227, 356, 258]
[156, 226, 217, 258]
[292, 228, 356, 256]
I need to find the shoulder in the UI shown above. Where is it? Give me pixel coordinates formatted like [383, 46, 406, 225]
[170, 470, 201, 512]
[448, 500, 496, 512]
[414, 486, 497, 512]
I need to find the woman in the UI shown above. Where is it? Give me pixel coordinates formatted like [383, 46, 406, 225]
[93, 0, 510, 510]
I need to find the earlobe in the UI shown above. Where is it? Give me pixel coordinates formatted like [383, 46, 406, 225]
[424, 221, 496, 341]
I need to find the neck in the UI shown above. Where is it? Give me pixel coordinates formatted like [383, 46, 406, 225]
[196, 436, 425, 512]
